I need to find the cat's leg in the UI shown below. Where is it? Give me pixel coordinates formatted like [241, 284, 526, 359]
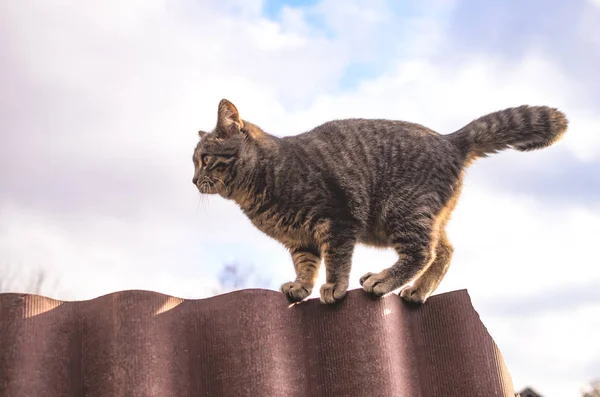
[400, 229, 453, 304]
[281, 245, 321, 302]
[320, 231, 356, 304]
[360, 211, 438, 299]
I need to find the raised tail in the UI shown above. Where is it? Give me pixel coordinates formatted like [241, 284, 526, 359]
[448, 105, 568, 159]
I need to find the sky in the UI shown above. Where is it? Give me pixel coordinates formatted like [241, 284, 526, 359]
[1, 0, 599, 395]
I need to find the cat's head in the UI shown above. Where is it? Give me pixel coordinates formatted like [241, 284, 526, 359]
[192, 99, 265, 196]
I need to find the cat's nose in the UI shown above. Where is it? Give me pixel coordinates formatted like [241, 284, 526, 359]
[192, 176, 198, 185]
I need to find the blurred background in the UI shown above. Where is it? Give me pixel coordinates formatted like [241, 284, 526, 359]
[1, 1, 599, 395]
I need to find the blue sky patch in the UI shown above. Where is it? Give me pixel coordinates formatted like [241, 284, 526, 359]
[262, 0, 334, 39]
[263, 0, 320, 19]
[338, 62, 385, 90]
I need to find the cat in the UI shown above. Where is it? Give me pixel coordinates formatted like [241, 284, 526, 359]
[193, 99, 568, 304]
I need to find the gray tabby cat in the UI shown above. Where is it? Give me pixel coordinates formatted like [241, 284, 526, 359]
[193, 99, 567, 304]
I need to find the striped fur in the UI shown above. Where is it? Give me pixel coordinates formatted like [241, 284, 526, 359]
[193, 99, 568, 304]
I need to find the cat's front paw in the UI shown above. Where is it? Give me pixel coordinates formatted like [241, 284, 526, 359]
[319, 282, 348, 304]
[281, 281, 311, 302]
[360, 270, 396, 297]
[400, 285, 429, 305]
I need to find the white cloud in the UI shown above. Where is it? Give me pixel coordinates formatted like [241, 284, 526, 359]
[486, 304, 600, 396]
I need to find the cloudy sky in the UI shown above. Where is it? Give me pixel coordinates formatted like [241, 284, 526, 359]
[1, 0, 599, 395]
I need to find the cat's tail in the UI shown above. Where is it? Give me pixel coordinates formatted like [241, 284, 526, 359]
[447, 105, 568, 160]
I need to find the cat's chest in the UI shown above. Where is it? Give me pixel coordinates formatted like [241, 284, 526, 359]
[245, 206, 313, 248]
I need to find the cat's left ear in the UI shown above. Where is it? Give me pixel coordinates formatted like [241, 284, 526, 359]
[216, 99, 244, 137]
[198, 130, 208, 139]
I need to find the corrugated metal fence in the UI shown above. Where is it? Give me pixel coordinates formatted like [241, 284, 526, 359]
[0, 288, 515, 396]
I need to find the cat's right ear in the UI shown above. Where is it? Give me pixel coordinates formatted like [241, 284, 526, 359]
[198, 130, 208, 139]
[216, 99, 243, 137]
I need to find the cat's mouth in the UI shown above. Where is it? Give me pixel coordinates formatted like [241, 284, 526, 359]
[196, 176, 226, 195]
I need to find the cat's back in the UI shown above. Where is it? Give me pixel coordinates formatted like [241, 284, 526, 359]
[283, 118, 450, 162]
[280, 118, 464, 197]
[291, 118, 440, 141]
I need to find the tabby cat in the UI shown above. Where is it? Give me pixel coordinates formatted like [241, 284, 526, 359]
[193, 99, 567, 304]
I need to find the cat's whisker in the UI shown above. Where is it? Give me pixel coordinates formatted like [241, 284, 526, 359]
[199, 194, 210, 216]
[196, 180, 212, 216]
[196, 192, 206, 213]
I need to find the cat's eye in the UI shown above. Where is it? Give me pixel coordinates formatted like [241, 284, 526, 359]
[202, 155, 211, 167]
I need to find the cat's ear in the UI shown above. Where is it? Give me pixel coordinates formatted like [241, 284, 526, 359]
[216, 99, 244, 137]
[198, 130, 208, 139]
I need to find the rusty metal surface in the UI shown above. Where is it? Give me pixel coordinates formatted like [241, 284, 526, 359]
[0, 288, 514, 397]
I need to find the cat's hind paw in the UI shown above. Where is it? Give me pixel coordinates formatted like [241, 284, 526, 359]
[400, 285, 429, 305]
[319, 282, 348, 304]
[281, 281, 311, 302]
